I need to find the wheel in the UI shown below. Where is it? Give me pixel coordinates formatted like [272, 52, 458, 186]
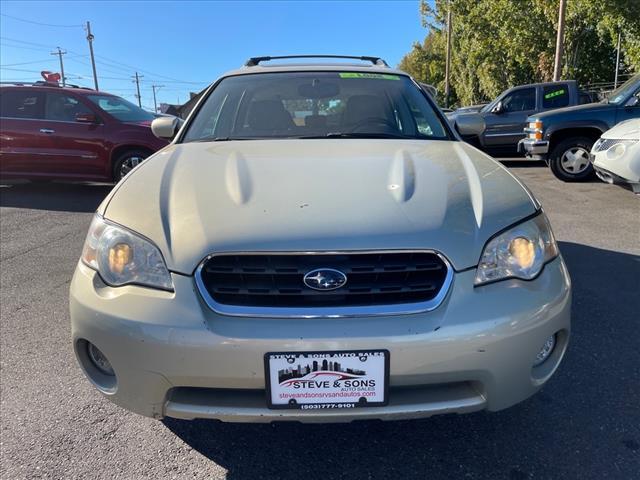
[112, 150, 149, 182]
[549, 137, 595, 182]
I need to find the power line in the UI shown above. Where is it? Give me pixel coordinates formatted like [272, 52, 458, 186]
[146, 79, 209, 85]
[66, 56, 133, 78]
[0, 36, 57, 49]
[70, 49, 208, 86]
[0, 58, 57, 67]
[0, 13, 83, 28]
[1, 34, 208, 90]
[0, 67, 45, 73]
[0, 42, 53, 53]
[94, 53, 207, 84]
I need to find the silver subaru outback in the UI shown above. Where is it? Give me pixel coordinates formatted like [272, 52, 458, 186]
[70, 55, 571, 422]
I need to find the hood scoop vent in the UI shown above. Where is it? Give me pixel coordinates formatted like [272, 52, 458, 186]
[225, 151, 253, 205]
[388, 149, 416, 203]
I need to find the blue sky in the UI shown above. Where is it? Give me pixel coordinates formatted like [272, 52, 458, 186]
[0, 1, 429, 111]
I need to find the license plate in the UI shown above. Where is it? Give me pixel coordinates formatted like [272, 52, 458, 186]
[265, 350, 389, 410]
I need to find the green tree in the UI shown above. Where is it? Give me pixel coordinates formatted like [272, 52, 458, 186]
[399, 0, 639, 107]
[399, 32, 450, 101]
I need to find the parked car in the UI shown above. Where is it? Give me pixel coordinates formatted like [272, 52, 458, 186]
[590, 119, 640, 193]
[70, 55, 570, 423]
[449, 80, 592, 157]
[519, 74, 640, 181]
[0, 82, 168, 182]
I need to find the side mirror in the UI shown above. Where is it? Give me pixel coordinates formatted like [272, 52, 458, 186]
[75, 112, 98, 123]
[625, 95, 639, 107]
[491, 101, 504, 114]
[455, 113, 486, 137]
[420, 83, 438, 99]
[151, 116, 183, 140]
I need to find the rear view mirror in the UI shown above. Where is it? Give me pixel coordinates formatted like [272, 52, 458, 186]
[455, 113, 486, 137]
[420, 83, 438, 99]
[75, 112, 98, 123]
[491, 101, 504, 114]
[625, 95, 639, 107]
[151, 116, 183, 140]
[298, 81, 339, 99]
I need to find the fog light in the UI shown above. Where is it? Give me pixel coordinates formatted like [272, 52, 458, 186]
[87, 342, 115, 376]
[533, 334, 556, 367]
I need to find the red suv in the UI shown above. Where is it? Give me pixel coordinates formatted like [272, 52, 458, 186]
[0, 82, 168, 182]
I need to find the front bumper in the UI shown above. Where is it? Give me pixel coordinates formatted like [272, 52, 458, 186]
[592, 147, 640, 193]
[518, 138, 550, 160]
[592, 164, 640, 193]
[70, 257, 571, 423]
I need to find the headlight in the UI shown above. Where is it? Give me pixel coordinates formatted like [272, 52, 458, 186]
[81, 214, 173, 291]
[475, 213, 559, 286]
[592, 137, 604, 152]
[606, 140, 637, 160]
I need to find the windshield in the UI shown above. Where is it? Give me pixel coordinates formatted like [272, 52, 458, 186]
[87, 94, 155, 122]
[182, 72, 450, 142]
[606, 74, 640, 104]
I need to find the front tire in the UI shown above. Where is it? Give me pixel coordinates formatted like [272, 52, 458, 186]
[549, 137, 595, 182]
[112, 150, 149, 182]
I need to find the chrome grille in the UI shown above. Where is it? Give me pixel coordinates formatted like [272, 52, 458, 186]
[593, 138, 638, 152]
[195, 251, 453, 317]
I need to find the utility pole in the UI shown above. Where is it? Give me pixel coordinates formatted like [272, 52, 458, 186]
[132, 72, 143, 107]
[444, 4, 453, 108]
[50, 47, 67, 86]
[614, 29, 622, 88]
[151, 84, 164, 113]
[553, 0, 567, 81]
[85, 21, 99, 90]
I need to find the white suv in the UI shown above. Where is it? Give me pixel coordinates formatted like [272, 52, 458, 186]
[591, 119, 640, 193]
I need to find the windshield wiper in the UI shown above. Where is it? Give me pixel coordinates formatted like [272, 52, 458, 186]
[327, 132, 415, 139]
[190, 136, 256, 143]
[296, 132, 421, 140]
[189, 133, 425, 142]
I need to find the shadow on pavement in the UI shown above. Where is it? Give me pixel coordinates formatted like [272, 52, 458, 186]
[500, 159, 545, 169]
[164, 242, 640, 479]
[0, 182, 112, 213]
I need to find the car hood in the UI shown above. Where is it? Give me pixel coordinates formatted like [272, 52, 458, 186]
[102, 139, 537, 274]
[602, 118, 640, 140]
[532, 101, 612, 120]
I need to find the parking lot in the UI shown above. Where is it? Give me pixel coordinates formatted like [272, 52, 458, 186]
[0, 162, 638, 479]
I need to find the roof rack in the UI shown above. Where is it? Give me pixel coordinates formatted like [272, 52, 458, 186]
[244, 55, 389, 67]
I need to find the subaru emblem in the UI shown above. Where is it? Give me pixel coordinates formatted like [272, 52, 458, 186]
[303, 268, 347, 291]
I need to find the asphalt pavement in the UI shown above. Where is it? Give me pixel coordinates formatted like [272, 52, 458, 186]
[1, 162, 639, 479]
